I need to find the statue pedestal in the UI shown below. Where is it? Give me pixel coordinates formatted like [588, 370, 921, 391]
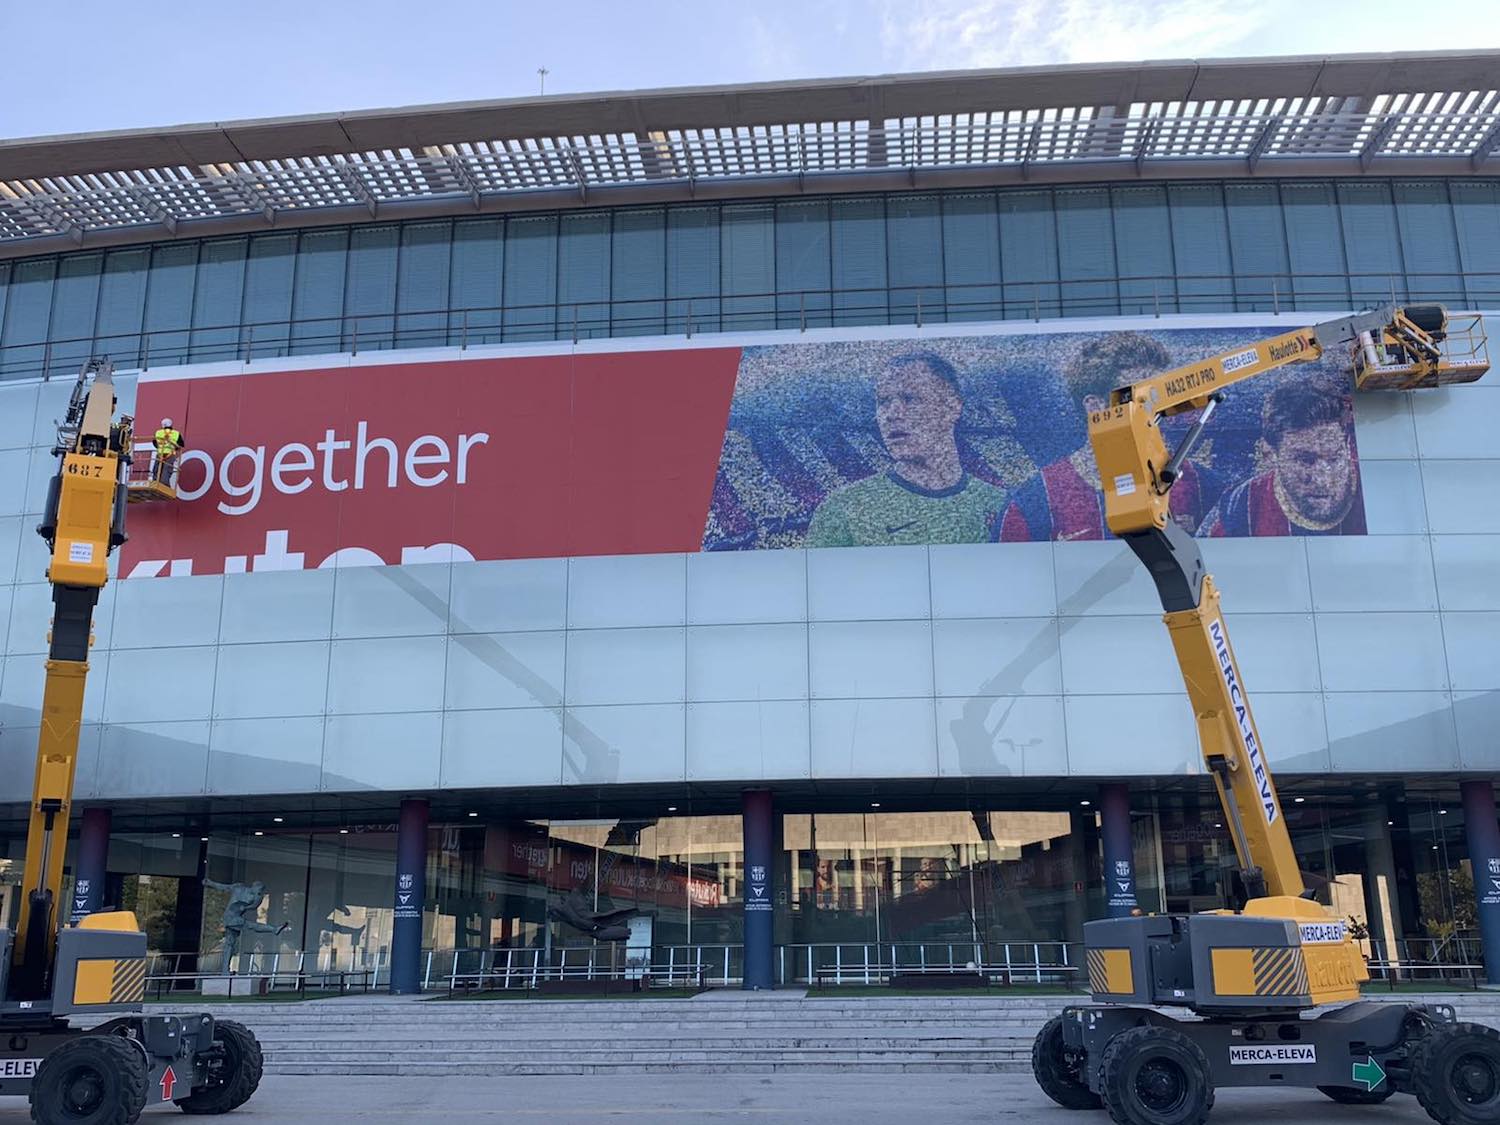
[201, 975, 269, 997]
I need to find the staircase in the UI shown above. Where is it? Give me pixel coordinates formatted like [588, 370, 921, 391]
[154, 991, 1500, 1077]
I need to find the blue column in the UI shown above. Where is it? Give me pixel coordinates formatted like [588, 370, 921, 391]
[71, 808, 110, 924]
[742, 789, 774, 990]
[1461, 780, 1500, 986]
[1100, 784, 1139, 918]
[389, 798, 429, 995]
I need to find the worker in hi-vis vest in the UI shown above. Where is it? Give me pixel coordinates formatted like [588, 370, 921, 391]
[153, 417, 185, 484]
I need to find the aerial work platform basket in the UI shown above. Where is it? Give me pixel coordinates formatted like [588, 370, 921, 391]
[1352, 306, 1489, 391]
[125, 443, 179, 503]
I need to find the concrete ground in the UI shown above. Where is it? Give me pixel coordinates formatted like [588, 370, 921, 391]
[2, 1073, 1438, 1123]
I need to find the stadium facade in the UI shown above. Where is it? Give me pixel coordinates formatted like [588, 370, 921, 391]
[1, 50, 1498, 990]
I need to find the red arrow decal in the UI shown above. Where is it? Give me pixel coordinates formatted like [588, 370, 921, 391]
[160, 1065, 177, 1101]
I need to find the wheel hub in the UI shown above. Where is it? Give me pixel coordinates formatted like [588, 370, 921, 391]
[1453, 1053, 1499, 1104]
[63, 1066, 105, 1115]
[1136, 1059, 1186, 1112]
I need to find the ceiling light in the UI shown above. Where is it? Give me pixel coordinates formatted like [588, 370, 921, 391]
[339, 829, 349, 835]
[1387, 821, 1394, 826]
[1294, 797, 1305, 804]
[254, 830, 264, 836]
[199, 836, 208, 842]
[1440, 809, 1448, 815]
[171, 833, 181, 838]
[467, 812, 478, 818]
[273, 817, 284, 823]
[1079, 800, 1091, 807]
[870, 802, 881, 809]
[1215, 823, 1223, 829]
[667, 806, 677, 812]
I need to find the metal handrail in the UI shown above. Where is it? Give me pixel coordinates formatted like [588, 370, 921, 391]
[3, 268, 1495, 383]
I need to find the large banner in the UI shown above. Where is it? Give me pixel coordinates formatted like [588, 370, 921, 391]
[124, 324, 1365, 577]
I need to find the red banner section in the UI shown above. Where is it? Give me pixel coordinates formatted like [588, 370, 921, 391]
[124, 350, 741, 577]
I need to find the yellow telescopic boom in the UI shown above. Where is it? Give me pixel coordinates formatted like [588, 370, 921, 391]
[10, 361, 132, 1000]
[1087, 305, 1486, 903]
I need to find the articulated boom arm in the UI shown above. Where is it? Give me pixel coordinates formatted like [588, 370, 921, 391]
[10, 361, 132, 1000]
[1087, 305, 1483, 905]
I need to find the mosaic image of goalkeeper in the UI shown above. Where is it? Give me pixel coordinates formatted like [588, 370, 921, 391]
[804, 352, 1008, 547]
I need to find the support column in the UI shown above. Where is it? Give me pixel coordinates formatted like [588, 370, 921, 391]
[1461, 780, 1500, 986]
[1100, 784, 1139, 919]
[389, 798, 429, 995]
[71, 808, 111, 924]
[742, 789, 774, 990]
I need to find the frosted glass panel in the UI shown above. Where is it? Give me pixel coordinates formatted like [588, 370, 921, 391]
[1431, 536, 1500, 611]
[327, 635, 447, 714]
[568, 553, 685, 628]
[1324, 691, 1458, 771]
[562, 703, 685, 784]
[441, 707, 563, 787]
[1359, 460, 1429, 535]
[2, 651, 109, 723]
[1064, 695, 1201, 776]
[1251, 693, 1331, 774]
[1453, 690, 1500, 770]
[1201, 538, 1311, 613]
[1316, 613, 1447, 691]
[1423, 461, 1500, 534]
[97, 721, 210, 797]
[0, 515, 20, 585]
[332, 563, 451, 639]
[0, 384, 37, 449]
[686, 550, 807, 625]
[212, 641, 330, 719]
[935, 694, 1066, 777]
[448, 558, 567, 633]
[0, 450, 29, 518]
[208, 716, 325, 794]
[1352, 390, 1417, 459]
[565, 627, 685, 705]
[1058, 616, 1175, 694]
[111, 573, 224, 649]
[1442, 612, 1500, 691]
[929, 542, 1056, 619]
[686, 624, 808, 702]
[806, 545, 930, 621]
[4, 582, 56, 654]
[1223, 613, 1321, 694]
[809, 620, 933, 699]
[1413, 386, 1498, 461]
[101, 646, 215, 724]
[444, 631, 566, 710]
[810, 697, 937, 777]
[686, 701, 811, 780]
[323, 711, 442, 789]
[1051, 541, 1162, 616]
[932, 617, 1061, 696]
[219, 568, 335, 644]
[1306, 536, 1437, 612]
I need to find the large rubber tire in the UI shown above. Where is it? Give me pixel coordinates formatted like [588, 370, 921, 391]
[1032, 1015, 1103, 1110]
[1100, 1025, 1215, 1125]
[174, 1020, 264, 1116]
[29, 1035, 148, 1125]
[1318, 1084, 1395, 1105]
[1412, 1022, 1500, 1125]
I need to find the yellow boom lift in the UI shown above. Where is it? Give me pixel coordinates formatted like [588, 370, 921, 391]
[0, 361, 263, 1124]
[1030, 306, 1496, 1125]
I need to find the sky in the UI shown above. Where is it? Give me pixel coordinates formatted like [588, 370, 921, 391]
[2, 0, 1497, 140]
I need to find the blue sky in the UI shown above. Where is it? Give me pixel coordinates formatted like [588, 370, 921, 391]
[2, 0, 1496, 140]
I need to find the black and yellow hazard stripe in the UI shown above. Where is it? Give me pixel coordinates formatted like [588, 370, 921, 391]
[110, 957, 146, 1003]
[1087, 948, 1107, 993]
[1086, 948, 1133, 995]
[1250, 946, 1309, 998]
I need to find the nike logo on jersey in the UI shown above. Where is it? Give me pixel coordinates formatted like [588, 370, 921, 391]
[885, 521, 918, 534]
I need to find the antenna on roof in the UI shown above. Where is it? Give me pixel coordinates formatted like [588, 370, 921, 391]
[538, 67, 549, 96]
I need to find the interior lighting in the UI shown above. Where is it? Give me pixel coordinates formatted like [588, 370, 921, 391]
[273, 817, 284, 823]
[467, 812, 478, 818]
[870, 802, 881, 809]
[1293, 797, 1305, 804]
[1079, 800, 1091, 807]
[254, 830, 264, 836]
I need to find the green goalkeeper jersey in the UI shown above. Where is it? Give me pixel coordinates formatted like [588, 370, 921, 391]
[804, 471, 1006, 548]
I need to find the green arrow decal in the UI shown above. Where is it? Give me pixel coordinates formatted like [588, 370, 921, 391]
[1353, 1056, 1386, 1091]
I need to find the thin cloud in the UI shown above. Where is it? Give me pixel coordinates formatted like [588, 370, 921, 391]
[879, 0, 1286, 72]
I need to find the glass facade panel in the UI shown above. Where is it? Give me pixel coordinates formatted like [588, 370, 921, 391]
[2, 178, 1494, 376]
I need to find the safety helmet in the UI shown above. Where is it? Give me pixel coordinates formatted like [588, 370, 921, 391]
[161, 418, 173, 428]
